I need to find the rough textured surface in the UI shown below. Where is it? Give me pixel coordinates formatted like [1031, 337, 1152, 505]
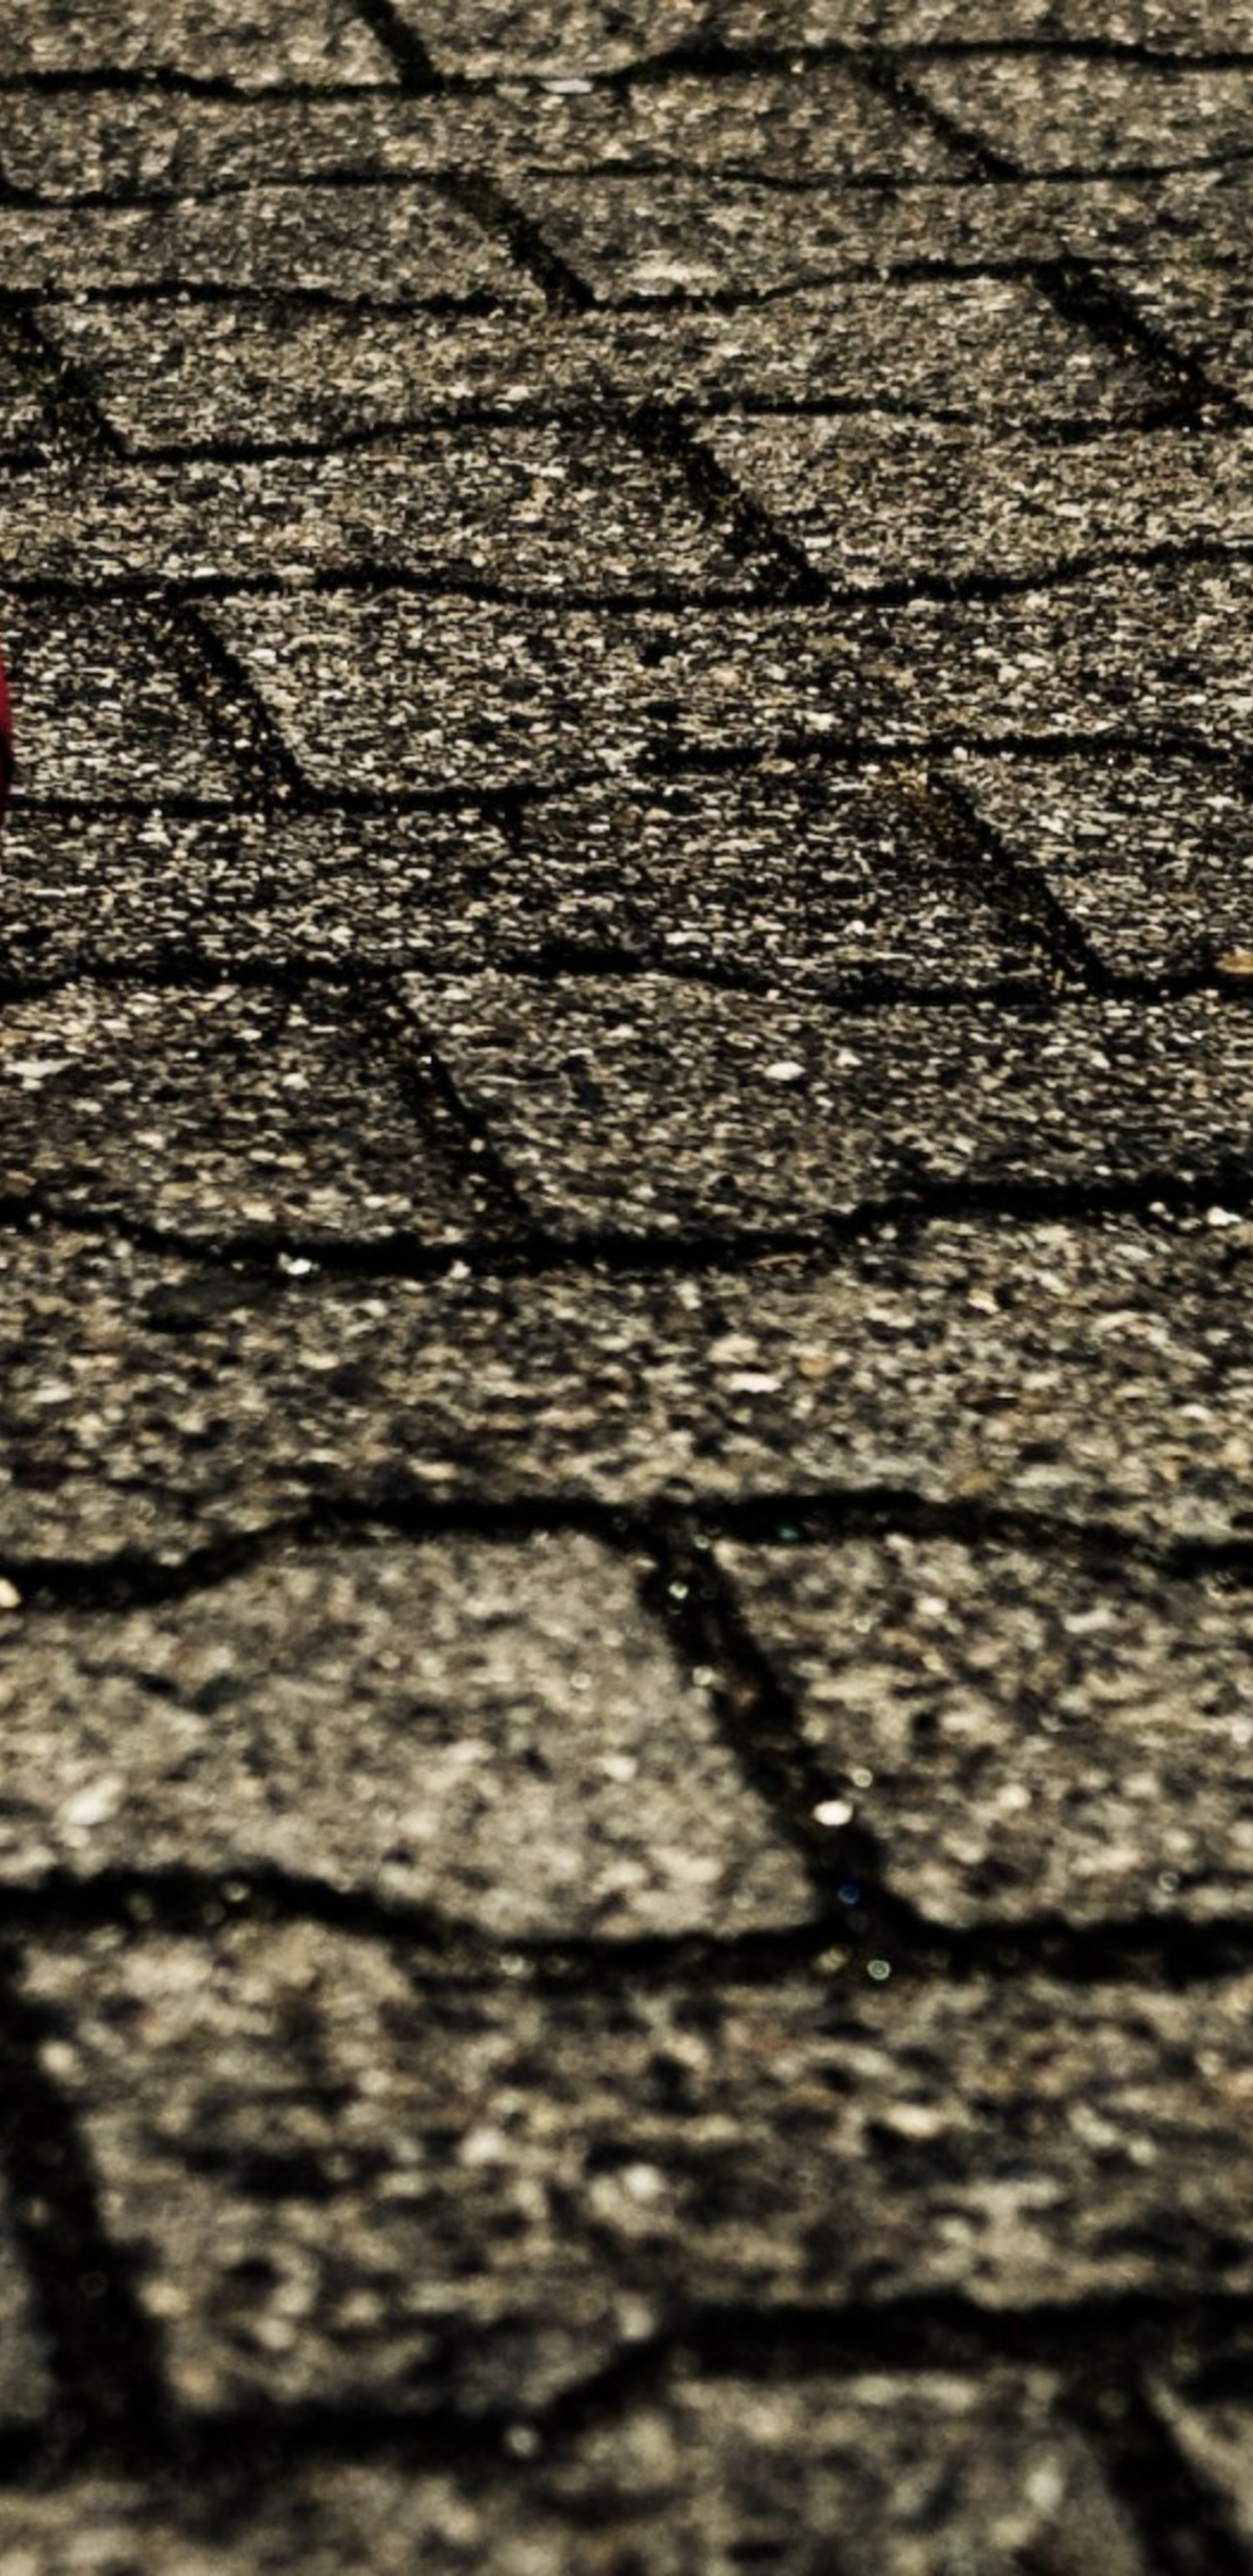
[4, 13, 1253, 2560]
[1, 1216, 1251, 1559]
[512, 768, 1050, 992]
[3, 429, 753, 595]
[0, 2375, 1145, 2572]
[0, 1535, 809, 1935]
[0, 808, 515, 981]
[40, 278, 1171, 455]
[0, 981, 495, 1244]
[24, 1922, 1253, 2411]
[700, 414, 1253, 587]
[949, 754, 1253, 979]
[405, 981, 1253, 1228]
[721, 1537, 1253, 1925]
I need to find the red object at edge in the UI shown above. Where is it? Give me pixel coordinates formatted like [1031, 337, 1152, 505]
[0, 649, 10, 822]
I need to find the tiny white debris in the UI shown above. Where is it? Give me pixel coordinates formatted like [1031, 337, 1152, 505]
[762, 1059, 807, 1083]
[813, 1797, 854, 1828]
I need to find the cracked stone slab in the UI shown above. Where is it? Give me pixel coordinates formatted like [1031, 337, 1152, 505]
[699, 414, 1253, 588]
[40, 278, 1172, 454]
[720, 1536, 1253, 1928]
[407, 981, 1253, 1231]
[0, 808, 516, 983]
[24, 1922, 1253, 2411]
[0, 187, 530, 305]
[513, 768, 1049, 994]
[948, 755, 1253, 981]
[2, 1213, 1251, 1559]
[0, 1534, 809, 1935]
[908, 55, 1253, 176]
[3, 427, 753, 596]
[0, 2372, 1145, 2573]
[0, 983, 493, 1246]
[3, 601, 240, 804]
[0, 69, 964, 197]
[507, 172, 1160, 301]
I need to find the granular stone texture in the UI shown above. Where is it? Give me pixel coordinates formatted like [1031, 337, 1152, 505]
[4, 11, 1253, 2556]
[908, 53, 1253, 175]
[0, 70, 967, 198]
[24, 1922, 1253, 2411]
[5, 428, 752, 596]
[1, 1215, 1251, 1560]
[0, 982, 491, 1245]
[720, 1536, 1253, 1926]
[3, 0, 391, 83]
[41, 278, 1171, 455]
[0, 808, 515, 982]
[0, 187, 531, 305]
[507, 172, 1156, 301]
[405, 981, 1253, 1228]
[0, 1535, 810, 1935]
[513, 767, 1049, 993]
[5, 602, 240, 804]
[948, 754, 1253, 979]
[699, 414, 1253, 587]
[0, 2373, 1144, 2572]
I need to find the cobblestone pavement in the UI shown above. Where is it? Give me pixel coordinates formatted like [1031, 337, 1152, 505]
[3, 3, 1253, 2568]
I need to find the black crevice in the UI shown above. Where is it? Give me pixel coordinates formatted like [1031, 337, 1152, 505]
[435, 172, 594, 313]
[0, 1942, 172, 2465]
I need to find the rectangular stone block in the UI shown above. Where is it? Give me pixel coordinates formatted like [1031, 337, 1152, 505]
[948, 754, 1253, 981]
[720, 1535, 1253, 1927]
[391, 0, 722, 75]
[0, 1534, 809, 1935]
[4, 426, 751, 597]
[4, 602, 240, 804]
[42, 277, 1171, 454]
[404, 981, 1253, 1231]
[508, 172, 1156, 302]
[204, 594, 662, 792]
[4, 0, 392, 83]
[698, 415, 1253, 588]
[1, 1213, 1250, 1559]
[0, 186, 530, 304]
[0, 808, 515, 983]
[24, 1923, 1253, 2410]
[909, 54, 1253, 175]
[0, 983, 489, 1246]
[0, 2371, 1146, 2573]
[513, 768, 1049, 994]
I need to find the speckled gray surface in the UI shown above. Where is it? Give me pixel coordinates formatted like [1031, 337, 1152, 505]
[2, 1216, 1252, 1559]
[404, 979, 1253, 1226]
[24, 1921, 1253, 2410]
[40, 278, 1172, 454]
[720, 1538, 1253, 1925]
[4, 10, 1253, 2564]
[0, 1535, 809, 1935]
